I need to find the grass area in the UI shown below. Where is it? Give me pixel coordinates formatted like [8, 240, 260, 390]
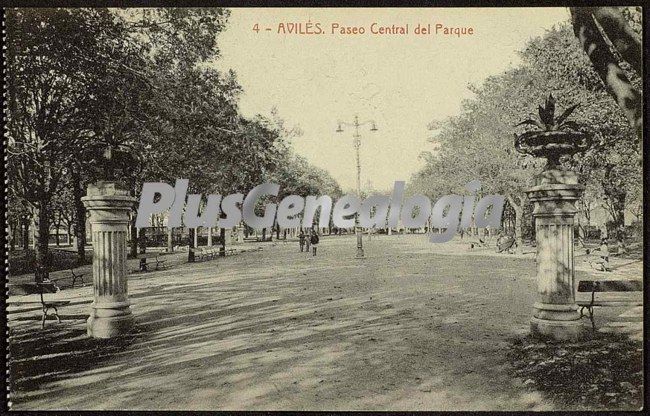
[9, 248, 92, 276]
[508, 332, 643, 410]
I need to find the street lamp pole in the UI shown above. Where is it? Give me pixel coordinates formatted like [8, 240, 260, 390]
[337, 114, 378, 259]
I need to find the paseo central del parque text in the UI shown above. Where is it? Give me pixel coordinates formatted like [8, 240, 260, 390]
[270, 22, 475, 36]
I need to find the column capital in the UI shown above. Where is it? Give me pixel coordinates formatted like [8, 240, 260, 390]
[82, 181, 136, 221]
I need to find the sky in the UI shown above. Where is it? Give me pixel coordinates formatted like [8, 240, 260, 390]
[214, 7, 571, 192]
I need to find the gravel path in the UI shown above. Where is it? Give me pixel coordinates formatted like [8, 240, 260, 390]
[8, 234, 640, 410]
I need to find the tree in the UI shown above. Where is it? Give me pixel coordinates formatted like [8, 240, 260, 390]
[6, 8, 148, 280]
[415, 67, 549, 249]
[521, 23, 641, 253]
[7, 8, 237, 270]
[413, 20, 641, 253]
[570, 7, 642, 141]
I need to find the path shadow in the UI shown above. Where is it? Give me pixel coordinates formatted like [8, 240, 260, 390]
[8, 323, 143, 406]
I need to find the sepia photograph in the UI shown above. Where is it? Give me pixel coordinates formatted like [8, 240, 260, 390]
[3, 4, 645, 411]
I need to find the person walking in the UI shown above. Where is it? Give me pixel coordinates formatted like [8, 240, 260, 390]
[310, 230, 320, 256]
[305, 229, 311, 253]
[299, 230, 306, 252]
[597, 238, 611, 271]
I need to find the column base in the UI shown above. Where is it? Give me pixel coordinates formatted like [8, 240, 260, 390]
[531, 302, 585, 341]
[530, 317, 585, 341]
[87, 304, 134, 339]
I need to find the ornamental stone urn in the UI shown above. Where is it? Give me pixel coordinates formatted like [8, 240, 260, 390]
[515, 94, 591, 341]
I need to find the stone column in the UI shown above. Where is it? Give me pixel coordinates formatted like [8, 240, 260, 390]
[82, 181, 136, 338]
[527, 170, 584, 340]
[207, 227, 213, 247]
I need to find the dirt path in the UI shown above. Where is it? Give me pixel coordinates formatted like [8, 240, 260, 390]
[9, 234, 626, 410]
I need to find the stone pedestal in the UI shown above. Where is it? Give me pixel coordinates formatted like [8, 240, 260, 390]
[82, 182, 136, 338]
[527, 170, 585, 340]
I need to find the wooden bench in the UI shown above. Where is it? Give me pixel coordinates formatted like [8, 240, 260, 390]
[138, 254, 168, 271]
[576, 279, 643, 330]
[190, 247, 215, 262]
[222, 248, 237, 256]
[9, 282, 71, 328]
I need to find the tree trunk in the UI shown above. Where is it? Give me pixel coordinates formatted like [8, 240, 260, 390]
[138, 227, 146, 254]
[72, 168, 87, 265]
[570, 8, 642, 140]
[605, 188, 627, 254]
[188, 228, 195, 262]
[507, 195, 524, 254]
[129, 220, 138, 258]
[591, 7, 642, 76]
[167, 228, 173, 252]
[576, 217, 586, 248]
[262, 228, 267, 242]
[220, 228, 226, 256]
[22, 219, 29, 249]
[66, 223, 72, 247]
[54, 219, 61, 246]
[9, 221, 16, 251]
[35, 204, 50, 282]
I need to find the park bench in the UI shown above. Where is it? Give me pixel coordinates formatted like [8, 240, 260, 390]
[189, 246, 242, 261]
[8, 282, 70, 329]
[69, 267, 86, 287]
[495, 235, 517, 254]
[468, 237, 490, 250]
[190, 247, 218, 261]
[575, 279, 643, 330]
[138, 254, 168, 272]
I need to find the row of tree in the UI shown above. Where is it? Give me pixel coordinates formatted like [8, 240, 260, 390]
[6, 8, 341, 278]
[408, 7, 642, 252]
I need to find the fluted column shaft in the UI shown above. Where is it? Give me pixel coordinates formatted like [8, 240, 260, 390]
[527, 170, 584, 340]
[82, 182, 136, 338]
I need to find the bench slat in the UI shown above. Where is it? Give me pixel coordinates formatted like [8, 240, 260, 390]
[43, 301, 71, 307]
[9, 283, 59, 295]
[577, 280, 643, 293]
[578, 300, 643, 307]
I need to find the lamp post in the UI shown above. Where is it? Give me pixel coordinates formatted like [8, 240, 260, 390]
[336, 115, 378, 259]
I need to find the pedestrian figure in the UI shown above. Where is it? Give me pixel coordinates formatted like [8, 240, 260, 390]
[305, 229, 311, 253]
[585, 239, 611, 272]
[299, 230, 306, 252]
[310, 231, 320, 256]
[596, 238, 611, 271]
